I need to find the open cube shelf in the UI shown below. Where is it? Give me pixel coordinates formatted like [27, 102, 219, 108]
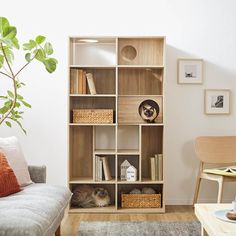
[68, 37, 165, 213]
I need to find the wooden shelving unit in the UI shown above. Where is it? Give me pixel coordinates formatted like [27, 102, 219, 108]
[68, 36, 165, 213]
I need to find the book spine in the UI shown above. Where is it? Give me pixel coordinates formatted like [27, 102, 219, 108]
[82, 71, 87, 94]
[86, 73, 97, 95]
[102, 157, 112, 181]
[74, 70, 79, 94]
[154, 154, 159, 180]
[158, 154, 163, 180]
[78, 69, 83, 94]
[150, 157, 156, 181]
[95, 155, 98, 181]
[70, 69, 74, 94]
[99, 158, 103, 181]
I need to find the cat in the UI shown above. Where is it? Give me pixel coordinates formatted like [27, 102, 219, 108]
[71, 185, 110, 208]
[139, 99, 159, 123]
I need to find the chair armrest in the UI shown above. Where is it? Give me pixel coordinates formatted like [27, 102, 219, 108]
[28, 165, 46, 183]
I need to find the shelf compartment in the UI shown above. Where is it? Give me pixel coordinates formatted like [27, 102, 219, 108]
[117, 183, 163, 209]
[118, 96, 163, 124]
[117, 125, 139, 151]
[118, 68, 163, 95]
[94, 126, 116, 151]
[69, 183, 116, 210]
[117, 155, 140, 181]
[118, 38, 164, 66]
[69, 126, 93, 180]
[93, 155, 116, 181]
[70, 37, 116, 66]
[70, 97, 116, 123]
[70, 67, 116, 95]
[141, 126, 163, 180]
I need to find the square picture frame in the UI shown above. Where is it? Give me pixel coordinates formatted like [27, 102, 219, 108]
[178, 59, 203, 84]
[204, 89, 230, 115]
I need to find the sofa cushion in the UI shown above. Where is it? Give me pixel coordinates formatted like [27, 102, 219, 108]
[0, 136, 32, 187]
[0, 183, 72, 236]
[0, 152, 21, 197]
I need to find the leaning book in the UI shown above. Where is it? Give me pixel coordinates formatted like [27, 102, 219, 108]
[203, 166, 236, 177]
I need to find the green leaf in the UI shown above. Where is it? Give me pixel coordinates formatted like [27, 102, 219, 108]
[4, 100, 12, 107]
[36, 35, 45, 44]
[15, 102, 21, 108]
[0, 95, 7, 99]
[0, 106, 9, 114]
[3, 26, 17, 40]
[5, 121, 11, 127]
[43, 58, 57, 73]
[23, 40, 37, 50]
[34, 49, 45, 62]
[21, 100, 31, 108]
[25, 53, 31, 62]
[44, 42, 53, 55]
[1, 46, 14, 64]
[15, 120, 26, 135]
[12, 38, 20, 49]
[17, 94, 23, 100]
[0, 54, 4, 68]
[0, 17, 9, 34]
[7, 90, 14, 98]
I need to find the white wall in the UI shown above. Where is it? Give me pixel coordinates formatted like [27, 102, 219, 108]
[1, 0, 236, 204]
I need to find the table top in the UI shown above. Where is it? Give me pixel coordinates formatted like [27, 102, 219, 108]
[195, 203, 236, 236]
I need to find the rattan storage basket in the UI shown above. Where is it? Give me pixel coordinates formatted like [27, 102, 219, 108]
[73, 109, 113, 124]
[121, 194, 161, 208]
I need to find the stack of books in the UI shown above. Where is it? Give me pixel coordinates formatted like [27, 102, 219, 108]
[150, 154, 163, 181]
[70, 69, 97, 95]
[94, 156, 112, 181]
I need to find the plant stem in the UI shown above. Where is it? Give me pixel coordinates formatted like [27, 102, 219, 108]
[15, 50, 39, 77]
[0, 43, 17, 125]
[0, 71, 13, 79]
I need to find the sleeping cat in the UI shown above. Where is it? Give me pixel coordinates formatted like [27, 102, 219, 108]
[71, 185, 110, 208]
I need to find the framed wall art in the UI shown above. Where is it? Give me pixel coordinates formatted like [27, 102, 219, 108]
[178, 59, 203, 84]
[204, 89, 230, 115]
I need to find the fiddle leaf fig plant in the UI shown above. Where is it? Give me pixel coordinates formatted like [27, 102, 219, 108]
[0, 17, 57, 134]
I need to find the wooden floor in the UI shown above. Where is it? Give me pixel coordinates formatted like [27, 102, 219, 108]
[61, 205, 197, 236]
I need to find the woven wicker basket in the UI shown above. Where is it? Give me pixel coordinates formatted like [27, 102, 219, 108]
[121, 194, 161, 208]
[73, 109, 113, 124]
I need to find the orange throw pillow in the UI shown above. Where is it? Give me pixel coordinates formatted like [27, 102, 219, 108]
[0, 152, 21, 197]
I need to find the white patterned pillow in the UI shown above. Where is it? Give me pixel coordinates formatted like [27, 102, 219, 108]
[0, 136, 32, 187]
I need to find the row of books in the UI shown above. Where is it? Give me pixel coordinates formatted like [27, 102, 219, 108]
[150, 154, 163, 181]
[94, 156, 112, 181]
[70, 69, 97, 94]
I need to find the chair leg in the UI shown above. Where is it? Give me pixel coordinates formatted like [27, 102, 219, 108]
[217, 177, 224, 203]
[55, 225, 60, 236]
[193, 176, 202, 206]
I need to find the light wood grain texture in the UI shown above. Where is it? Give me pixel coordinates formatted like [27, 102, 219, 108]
[118, 68, 163, 95]
[193, 136, 236, 204]
[118, 38, 164, 65]
[61, 205, 195, 236]
[118, 96, 163, 124]
[141, 126, 163, 180]
[69, 37, 165, 213]
[69, 126, 93, 180]
[195, 204, 236, 236]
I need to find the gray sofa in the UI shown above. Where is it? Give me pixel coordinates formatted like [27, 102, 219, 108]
[0, 166, 72, 236]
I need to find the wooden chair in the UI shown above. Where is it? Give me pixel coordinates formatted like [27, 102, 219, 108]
[193, 136, 236, 204]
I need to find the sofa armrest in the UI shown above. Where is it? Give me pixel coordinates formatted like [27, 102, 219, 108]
[28, 165, 46, 183]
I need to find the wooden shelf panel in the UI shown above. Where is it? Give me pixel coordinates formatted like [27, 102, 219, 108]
[70, 94, 116, 97]
[118, 65, 164, 68]
[118, 38, 164, 66]
[94, 149, 116, 155]
[70, 123, 116, 126]
[70, 65, 116, 68]
[117, 207, 165, 213]
[117, 149, 140, 155]
[69, 205, 116, 213]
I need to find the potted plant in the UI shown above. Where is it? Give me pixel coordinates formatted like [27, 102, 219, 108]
[0, 17, 57, 134]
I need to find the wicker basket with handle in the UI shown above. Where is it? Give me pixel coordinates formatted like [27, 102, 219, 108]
[121, 193, 161, 208]
[73, 109, 113, 124]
